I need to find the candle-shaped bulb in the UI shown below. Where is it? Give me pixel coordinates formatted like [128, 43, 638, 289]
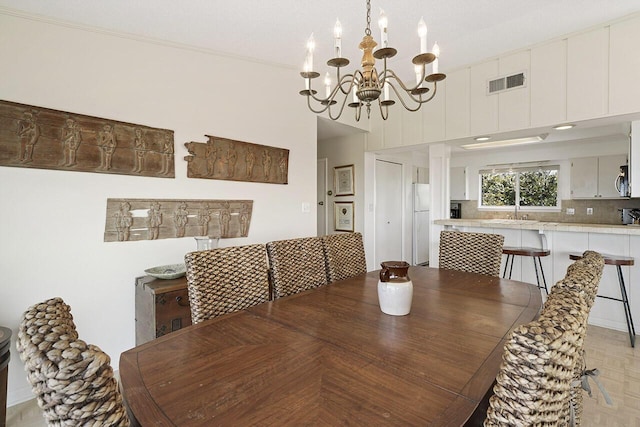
[352, 85, 358, 103]
[415, 64, 423, 86]
[334, 19, 342, 58]
[324, 72, 332, 98]
[378, 9, 388, 48]
[383, 81, 389, 101]
[418, 17, 427, 54]
[306, 33, 315, 71]
[432, 42, 440, 74]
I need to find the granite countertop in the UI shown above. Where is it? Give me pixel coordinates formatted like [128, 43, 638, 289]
[434, 218, 640, 235]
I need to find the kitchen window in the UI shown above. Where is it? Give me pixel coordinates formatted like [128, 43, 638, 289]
[479, 166, 559, 209]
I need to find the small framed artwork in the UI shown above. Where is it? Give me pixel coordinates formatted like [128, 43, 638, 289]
[334, 164, 355, 196]
[334, 201, 354, 232]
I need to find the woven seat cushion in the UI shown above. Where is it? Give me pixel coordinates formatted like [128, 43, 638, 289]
[439, 230, 504, 277]
[267, 236, 328, 299]
[322, 232, 367, 283]
[184, 243, 270, 324]
[16, 297, 130, 426]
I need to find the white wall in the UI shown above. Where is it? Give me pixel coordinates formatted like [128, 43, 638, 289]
[0, 13, 316, 405]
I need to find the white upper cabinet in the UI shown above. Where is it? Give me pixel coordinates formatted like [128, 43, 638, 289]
[422, 80, 446, 143]
[450, 166, 468, 200]
[567, 27, 609, 121]
[445, 68, 470, 140]
[470, 59, 499, 135]
[530, 39, 567, 127]
[571, 154, 627, 199]
[609, 14, 640, 115]
[498, 51, 530, 131]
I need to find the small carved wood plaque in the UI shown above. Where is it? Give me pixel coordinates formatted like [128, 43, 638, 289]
[184, 135, 289, 184]
[0, 99, 175, 177]
[104, 198, 253, 242]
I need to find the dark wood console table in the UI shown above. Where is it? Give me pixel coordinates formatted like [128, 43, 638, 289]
[135, 276, 191, 345]
[0, 326, 12, 427]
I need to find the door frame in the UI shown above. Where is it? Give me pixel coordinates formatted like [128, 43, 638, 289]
[317, 158, 328, 236]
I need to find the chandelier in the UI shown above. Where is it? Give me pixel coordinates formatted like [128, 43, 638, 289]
[299, 0, 446, 121]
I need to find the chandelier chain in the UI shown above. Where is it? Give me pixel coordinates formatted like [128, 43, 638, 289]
[365, 0, 371, 36]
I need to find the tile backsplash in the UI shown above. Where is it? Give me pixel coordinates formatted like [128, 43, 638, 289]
[457, 199, 640, 225]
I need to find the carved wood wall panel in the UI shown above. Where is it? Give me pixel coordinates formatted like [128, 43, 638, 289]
[184, 135, 289, 184]
[104, 198, 253, 242]
[0, 100, 175, 177]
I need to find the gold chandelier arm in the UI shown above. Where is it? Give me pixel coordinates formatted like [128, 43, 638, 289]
[377, 98, 389, 120]
[386, 81, 423, 112]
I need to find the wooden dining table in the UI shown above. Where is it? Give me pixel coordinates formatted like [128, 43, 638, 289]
[119, 267, 542, 426]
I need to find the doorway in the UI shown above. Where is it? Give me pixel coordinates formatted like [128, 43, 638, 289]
[375, 159, 403, 266]
[317, 158, 328, 236]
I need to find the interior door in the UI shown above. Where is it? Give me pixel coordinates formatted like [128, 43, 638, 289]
[317, 158, 328, 236]
[375, 159, 403, 266]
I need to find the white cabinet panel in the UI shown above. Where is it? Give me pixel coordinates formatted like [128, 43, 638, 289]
[470, 59, 499, 135]
[588, 233, 631, 331]
[422, 82, 446, 143]
[630, 235, 640, 335]
[598, 154, 627, 198]
[401, 105, 421, 146]
[570, 157, 598, 198]
[498, 50, 530, 131]
[445, 68, 470, 139]
[450, 166, 467, 200]
[530, 39, 567, 127]
[609, 15, 640, 115]
[571, 154, 627, 199]
[567, 27, 609, 121]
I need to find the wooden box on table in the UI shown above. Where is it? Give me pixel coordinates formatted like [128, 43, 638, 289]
[135, 276, 191, 345]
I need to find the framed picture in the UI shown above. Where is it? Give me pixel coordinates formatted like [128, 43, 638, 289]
[334, 164, 355, 196]
[334, 201, 354, 232]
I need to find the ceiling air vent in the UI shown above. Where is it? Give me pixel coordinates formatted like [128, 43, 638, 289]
[487, 71, 526, 95]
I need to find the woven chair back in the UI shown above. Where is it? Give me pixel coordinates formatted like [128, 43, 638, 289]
[439, 230, 505, 277]
[485, 293, 588, 426]
[267, 236, 328, 299]
[16, 297, 130, 426]
[322, 232, 367, 283]
[485, 251, 605, 426]
[184, 244, 270, 324]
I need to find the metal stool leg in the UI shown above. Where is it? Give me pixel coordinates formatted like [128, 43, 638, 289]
[616, 265, 636, 347]
[532, 256, 549, 295]
[502, 254, 514, 279]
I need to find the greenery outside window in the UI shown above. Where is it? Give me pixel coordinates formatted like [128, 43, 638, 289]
[480, 166, 559, 209]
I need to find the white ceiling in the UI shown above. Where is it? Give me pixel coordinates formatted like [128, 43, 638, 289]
[2, 0, 639, 144]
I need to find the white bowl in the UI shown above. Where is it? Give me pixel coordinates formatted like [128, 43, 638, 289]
[144, 263, 186, 279]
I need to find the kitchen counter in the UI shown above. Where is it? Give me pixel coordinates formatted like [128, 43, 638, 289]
[434, 219, 640, 235]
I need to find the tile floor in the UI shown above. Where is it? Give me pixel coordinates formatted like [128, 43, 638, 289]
[5, 325, 639, 426]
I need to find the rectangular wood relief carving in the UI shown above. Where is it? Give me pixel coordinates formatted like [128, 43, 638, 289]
[184, 135, 289, 184]
[104, 198, 253, 242]
[0, 99, 175, 177]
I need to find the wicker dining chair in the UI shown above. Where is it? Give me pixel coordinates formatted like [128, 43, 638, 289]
[438, 230, 505, 277]
[266, 236, 328, 299]
[16, 297, 130, 427]
[321, 232, 367, 283]
[547, 251, 605, 426]
[484, 301, 587, 426]
[184, 243, 270, 324]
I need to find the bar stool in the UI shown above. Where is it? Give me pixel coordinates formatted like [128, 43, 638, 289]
[569, 252, 636, 347]
[502, 247, 551, 294]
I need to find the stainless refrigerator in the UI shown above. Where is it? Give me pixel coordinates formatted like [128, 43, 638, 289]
[413, 183, 430, 265]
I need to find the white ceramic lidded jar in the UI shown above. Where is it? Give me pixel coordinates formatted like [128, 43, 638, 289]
[377, 261, 413, 316]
